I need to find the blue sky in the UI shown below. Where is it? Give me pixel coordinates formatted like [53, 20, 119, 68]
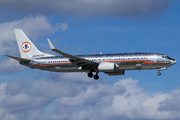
[0, 0, 180, 120]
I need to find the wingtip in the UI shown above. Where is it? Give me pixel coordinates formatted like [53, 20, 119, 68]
[47, 38, 56, 50]
[14, 29, 21, 32]
[5, 55, 9, 57]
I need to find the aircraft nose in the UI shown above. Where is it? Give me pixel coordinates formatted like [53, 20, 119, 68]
[171, 60, 177, 64]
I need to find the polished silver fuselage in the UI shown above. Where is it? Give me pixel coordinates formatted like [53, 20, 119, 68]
[23, 52, 176, 73]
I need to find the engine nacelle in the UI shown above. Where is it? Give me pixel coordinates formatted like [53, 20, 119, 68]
[98, 62, 119, 72]
[106, 70, 125, 76]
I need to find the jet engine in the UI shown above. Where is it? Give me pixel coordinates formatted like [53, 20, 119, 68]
[106, 70, 125, 76]
[98, 62, 119, 72]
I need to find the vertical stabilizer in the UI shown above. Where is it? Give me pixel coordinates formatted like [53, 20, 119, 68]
[14, 29, 53, 58]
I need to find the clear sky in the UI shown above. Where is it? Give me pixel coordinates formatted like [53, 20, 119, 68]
[0, 0, 180, 120]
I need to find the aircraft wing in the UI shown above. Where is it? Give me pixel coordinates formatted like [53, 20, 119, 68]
[5, 55, 31, 62]
[47, 39, 99, 65]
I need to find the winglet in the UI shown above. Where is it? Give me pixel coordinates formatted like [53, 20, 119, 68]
[47, 38, 56, 50]
[46, 39, 98, 65]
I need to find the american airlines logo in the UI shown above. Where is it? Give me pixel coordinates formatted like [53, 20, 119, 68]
[21, 42, 31, 52]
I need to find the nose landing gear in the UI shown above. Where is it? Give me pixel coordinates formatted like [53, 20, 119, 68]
[157, 67, 166, 76]
[157, 71, 161, 76]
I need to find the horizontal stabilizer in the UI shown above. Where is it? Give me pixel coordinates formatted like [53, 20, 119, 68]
[5, 55, 31, 62]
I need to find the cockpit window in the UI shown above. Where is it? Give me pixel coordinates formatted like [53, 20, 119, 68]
[162, 55, 167, 58]
[167, 56, 175, 61]
[162, 55, 175, 61]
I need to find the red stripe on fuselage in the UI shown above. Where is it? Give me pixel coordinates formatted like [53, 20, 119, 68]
[143, 62, 165, 64]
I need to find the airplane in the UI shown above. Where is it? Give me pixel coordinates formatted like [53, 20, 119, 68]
[5, 29, 176, 80]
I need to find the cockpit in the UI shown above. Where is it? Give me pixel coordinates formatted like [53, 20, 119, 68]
[162, 55, 175, 61]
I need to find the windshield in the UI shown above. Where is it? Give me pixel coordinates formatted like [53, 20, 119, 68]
[167, 56, 175, 61]
[162, 55, 175, 61]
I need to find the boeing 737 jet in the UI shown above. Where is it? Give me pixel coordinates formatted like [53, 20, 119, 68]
[6, 29, 176, 80]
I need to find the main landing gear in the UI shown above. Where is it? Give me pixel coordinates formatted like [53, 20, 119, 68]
[88, 72, 93, 78]
[88, 72, 99, 80]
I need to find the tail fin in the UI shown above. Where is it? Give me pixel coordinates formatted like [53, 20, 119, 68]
[14, 29, 54, 58]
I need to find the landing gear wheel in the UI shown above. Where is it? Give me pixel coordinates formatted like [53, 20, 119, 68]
[88, 72, 93, 78]
[157, 71, 161, 76]
[94, 74, 99, 80]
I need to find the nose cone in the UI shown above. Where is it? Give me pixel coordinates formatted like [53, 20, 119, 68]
[171, 60, 177, 65]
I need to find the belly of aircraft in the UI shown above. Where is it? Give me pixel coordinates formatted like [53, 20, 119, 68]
[118, 63, 171, 70]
